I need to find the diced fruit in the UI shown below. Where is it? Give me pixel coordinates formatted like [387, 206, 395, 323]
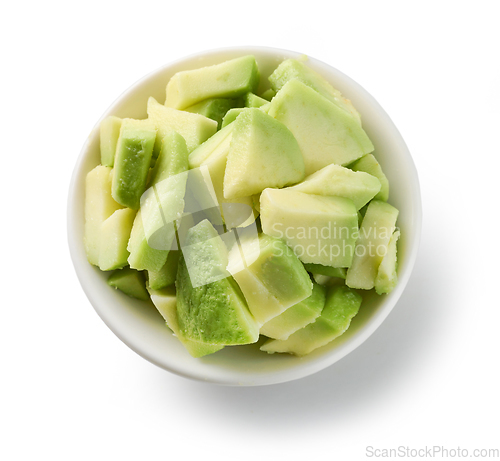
[261, 285, 362, 356]
[269, 58, 361, 124]
[184, 98, 240, 129]
[148, 285, 224, 357]
[84, 165, 123, 265]
[227, 233, 313, 325]
[99, 208, 137, 271]
[221, 107, 247, 128]
[223, 108, 305, 199]
[349, 154, 390, 201]
[260, 188, 359, 268]
[346, 200, 399, 290]
[374, 229, 400, 295]
[111, 118, 157, 209]
[107, 267, 149, 301]
[188, 122, 234, 169]
[147, 97, 217, 155]
[176, 220, 259, 345]
[288, 164, 381, 210]
[244, 92, 268, 108]
[303, 263, 346, 279]
[147, 248, 180, 290]
[99, 115, 122, 167]
[268, 79, 374, 175]
[259, 88, 275, 101]
[127, 132, 188, 272]
[260, 282, 326, 340]
[165, 55, 260, 110]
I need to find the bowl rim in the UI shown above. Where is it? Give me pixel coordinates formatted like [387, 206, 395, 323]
[67, 45, 422, 386]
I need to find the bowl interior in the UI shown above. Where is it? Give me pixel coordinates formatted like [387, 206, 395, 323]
[68, 46, 421, 386]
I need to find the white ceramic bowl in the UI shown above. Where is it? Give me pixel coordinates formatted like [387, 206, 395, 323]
[68, 46, 422, 386]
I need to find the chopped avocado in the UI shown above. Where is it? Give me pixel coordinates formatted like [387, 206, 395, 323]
[99, 208, 137, 271]
[374, 229, 400, 295]
[227, 233, 313, 325]
[165, 55, 260, 110]
[259, 88, 275, 101]
[303, 263, 346, 279]
[107, 267, 149, 301]
[148, 285, 224, 357]
[346, 200, 399, 290]
[127, 131, 188, 272]
[349, 153, 390, 201]
[188, 122, 235, 169]
[260, 282, 326, 340]
[260, 188, 359, 268]
[175, 220, 259, 345]
[99, 115, 122, 167]
[147, 249, 180, 290]
[261, 285, 362, 356]
[269, 58, 361, 123]
[289, 164, 381, 210]
[84, 165, 123, 266]
[243, 92, 268, 108]
[184, 97, 241, 129]
[223, 108, 305, 200]
[268, 79, 373, 175]
[111, 118, 157, 209]
[221, 108, 247, 128]
[147, 97, 217, 156]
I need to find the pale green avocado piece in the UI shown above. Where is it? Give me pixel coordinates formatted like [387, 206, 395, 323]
[349, 153, 390, 201]
[288, 164, 381, 210]
[223, 108, 305, 200]
[100, 115, 122, 167]
[261, 285, 362, 356]
[127, 131, 188, 272]
[259, 88, 275, 101]
[268, 79, 374, 176]
[147, 285, 224, 357]
[346, 200, 399, 290]
[107, 267, 149, 301]
[147, 97, 217, 156]
[188, 122, 235, 169]
[184, 98, 241, 129]
[303, 263, 346, 279]
[260, 187, 359, 268]
[260, 282, 326, 340]
[227, 233, 313, 325]
[175, 219, 259, 345]
[244, 92, 268, 108]
[196, 131, 257, 228]
[375, 229, 400, 295]
[221, 108, 247, 128]
[311, 273, 346, 287]
[269, 58, 361, 124]
[111, 118, 157, 210]
[99, 208, 137, 271]
[165, 55, 260, 110]
[147, 249, 180, 290]
[84, 165, 123, 266]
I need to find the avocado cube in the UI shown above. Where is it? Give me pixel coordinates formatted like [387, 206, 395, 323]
[166, 55, 260, 110]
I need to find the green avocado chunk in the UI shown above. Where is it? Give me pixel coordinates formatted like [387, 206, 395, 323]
[260, 282, 326, 340]
[148, 285, 224, 358]
[268, 79, 374, 176]
[165, 55, 260, 110]
[223, 108, 305, 199]
[261, 285, 362, 356]
[269, 58, 361, 123]
[111, 118, 157, 210]
[175, 220, 259, 345]
[107, 267, 149, 301]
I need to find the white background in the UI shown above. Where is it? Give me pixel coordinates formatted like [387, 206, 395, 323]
[2, 1, 499, 460]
